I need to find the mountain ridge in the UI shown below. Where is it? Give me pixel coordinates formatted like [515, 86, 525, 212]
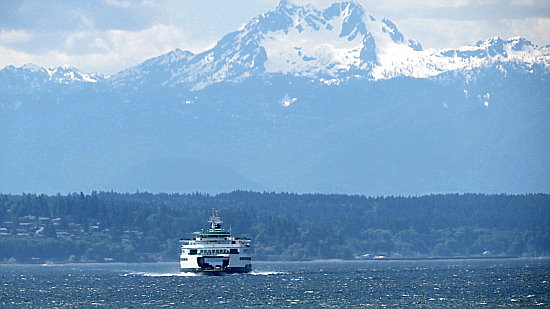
[1, 1, 548, 92]
[0, 0, 548, 195]
[4, 34, 547, 93]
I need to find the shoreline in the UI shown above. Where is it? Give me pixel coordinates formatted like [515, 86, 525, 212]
[1, 256, 547, 266]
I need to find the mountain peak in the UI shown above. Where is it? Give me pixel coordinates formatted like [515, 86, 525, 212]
[475, 36, 535, 53]
[160, 0, 396, 89]
[109, 48, 196, 88]
[0, 64, 105, 86]
[108, 1, 545, 90]
[21, 63, 43, 72]
[277, 0, 301, 11]
[45, 66, 105, 84]
[89, 1, 549, 90]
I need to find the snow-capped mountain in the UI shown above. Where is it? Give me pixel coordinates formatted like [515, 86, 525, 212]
[111, 0, 423, 89]
[45, 66, 106, 84]
[2, 1, 548, 91]
[0, 0, 548, 195]
[372, 36, 550, 80]
[0, 63, 105, 93]
[107, 0, 548, 90]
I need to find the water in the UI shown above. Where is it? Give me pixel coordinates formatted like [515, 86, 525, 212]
[0, 259, 548, 308]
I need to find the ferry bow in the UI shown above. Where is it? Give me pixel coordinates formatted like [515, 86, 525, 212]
[180, 211, 252, 275]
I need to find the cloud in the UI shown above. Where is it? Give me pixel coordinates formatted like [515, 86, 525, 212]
[360, 0, 549, 20]
[0, 0, 548, 74]
[0, 29, 33, 44]
[267, 0, 550, 48]
[0, 0, 183, 73]
[103, 0, 133, 8]
[396, 17, 550, 48]
[356, 0, 550, 48]
[0, 24, 213, 74]
[511, 0, 550, 7]
[0, 0, 166, 32]
[0, 45, 34, 67]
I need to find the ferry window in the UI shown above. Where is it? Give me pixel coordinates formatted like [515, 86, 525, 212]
[230, 249, 239, 254]
[189, 249, 197, 255]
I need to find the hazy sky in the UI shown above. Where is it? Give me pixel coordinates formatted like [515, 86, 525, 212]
[0, 0, 548, 74]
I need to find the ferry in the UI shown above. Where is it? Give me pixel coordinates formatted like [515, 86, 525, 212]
[179, 211, 252, 275]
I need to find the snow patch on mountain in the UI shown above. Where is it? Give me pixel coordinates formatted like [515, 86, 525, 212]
[45, 65, 106, 83]
[162, 0, 548, 89]
[372, 37, 550, 80]
[2, 1, 549, 91]
[261, 1, 371, 77]
[0, 63, 106, 84]
[280, 93, 298, 106]
[0, 64, 107, 95]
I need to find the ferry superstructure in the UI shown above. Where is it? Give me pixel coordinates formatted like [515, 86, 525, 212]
[180, 212, 252, 274]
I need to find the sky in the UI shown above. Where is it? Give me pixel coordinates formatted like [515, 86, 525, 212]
[0, 0, 548, 74]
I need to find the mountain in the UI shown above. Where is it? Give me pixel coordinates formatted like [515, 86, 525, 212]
[0, 64, 105, 93]
[0, 0, 549, 195]
[107, 1, 548, 89]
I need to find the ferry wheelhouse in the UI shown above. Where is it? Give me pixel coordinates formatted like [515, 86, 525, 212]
[180, 212, 252, 274]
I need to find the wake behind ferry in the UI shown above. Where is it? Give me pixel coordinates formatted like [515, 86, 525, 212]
[179, 212, 252, 275]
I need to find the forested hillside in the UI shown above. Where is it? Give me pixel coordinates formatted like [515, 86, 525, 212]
[0, 192, 548, 263]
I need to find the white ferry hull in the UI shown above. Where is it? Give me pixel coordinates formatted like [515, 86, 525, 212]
[179, 266, 252, 275]
[180, 212, 252, 275]
[180, 255, 252, 275]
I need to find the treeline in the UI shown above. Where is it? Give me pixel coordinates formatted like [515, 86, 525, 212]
[0, 191, 548, 263]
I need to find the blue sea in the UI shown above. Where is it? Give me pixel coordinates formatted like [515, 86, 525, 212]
[1, 259, 548, 308]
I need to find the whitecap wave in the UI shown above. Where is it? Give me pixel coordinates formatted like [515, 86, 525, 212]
[124, 271, 285, 276]
[125, 272, 200, 277]
[250, 271, 286, 275]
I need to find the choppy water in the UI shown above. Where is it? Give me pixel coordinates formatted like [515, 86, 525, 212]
[0, 259, 548, 308]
